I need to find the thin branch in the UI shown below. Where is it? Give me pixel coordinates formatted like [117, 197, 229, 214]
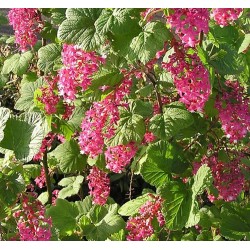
[129, 171, 134, 201]
[43, 150, 52, 204]
[199, 30, 204, 47]
[146, 72, 163, 114]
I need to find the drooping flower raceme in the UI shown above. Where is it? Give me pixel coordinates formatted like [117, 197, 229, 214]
[13, 194, 52, 241]
[166, 8, 209, 47]
[34, 167, 46, 189]
[37, 76, 60, 115]
[194, 154, 245, 202]
[105, 142, 137, 173]
[126, 194, 165, 241]
[8, 8, 43, 51]
[58, 44, 105, 102]
[33, 132, 56, 161]
[211, 8, 243, 27]
[215, 80, 250, 143]
[162, 44, 211, 112]
[87, 166, 110, 206]
[79, 78, 133, 158]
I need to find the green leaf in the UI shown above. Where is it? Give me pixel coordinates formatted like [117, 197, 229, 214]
[58, 8, 104, 51]
[46, 199, 79, 236]
[0, 107, 10, 143]
[0, 112, 45, 162]
[130, 21, 172, 63]
[37, 192, 49, 205]
[51, 8, 67, 25]
[1, 51, 33, 76]
[58, 176, 84, 199]
[140, 141, 170, 187]
[75, 195, 93, 215]
[130, 99, 153, 118]
[23, 164, 41, 179]
[95, 8, 141, 35]
[15, 77, 44, 111]
[90, 67, 123, 90]
[238, 33, 250, 54]
[149, 102, 194, 140]
[67, 106, 86, 131]
[0, 172, 25, 206]
[209, 43, 245, 75]
[52, 139, 87, 174]
[37, 43, 62, 74]
[220, 203, 250, 240]
[158, 180, 191, 230]
[192, 165, 213, 196]
[20, 72, 38, 85]
[0, 74, 8, 88]
[209, 25, 239, 45]
[108, 109, 145, 146]
[118, 193, 151, 216]
[85, 204, 125, 240]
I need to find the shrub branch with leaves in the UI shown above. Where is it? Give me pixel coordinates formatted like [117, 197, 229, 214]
[0, 7, 249, 241]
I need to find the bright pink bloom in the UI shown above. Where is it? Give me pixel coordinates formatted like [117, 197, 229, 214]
[58, 44, 105, 101]
[8, 8, 43, 51]
[34, 167, 46, 188]
[126, 194, 164, 241]
[105, 142, 137, 173]
[79, 78, 133, 158]
[37, 76, 60, 115]
[211, 8, 243, 27]
[162, 43, 211, 112]
[87, 166, 110, 206]
[166, 9, 209, 47]
[194, 154, 245, 202]
[215, 80, 250, 143]
[33, 132, 56, 161]
[13, 194, 52, 241]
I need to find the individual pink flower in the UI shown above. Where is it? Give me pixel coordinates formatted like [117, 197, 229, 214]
[211, 8, 243, 27]
[87, 166, 110, 206]
[105, 142, 137, 173]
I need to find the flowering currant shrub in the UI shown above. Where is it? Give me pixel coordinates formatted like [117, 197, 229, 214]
[0, 8, 249, 241]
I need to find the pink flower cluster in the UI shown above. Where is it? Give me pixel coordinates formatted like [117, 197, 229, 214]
[166, 9, 209, 47]
[13, 194, 52, 241]
[58, 44, 105, 102]
[211, 8, 243, 27]
[79, 78, 133, 158]
[126, 194, 165, 241]
[105, 142, 137, 173]
[87, 166, 110, 206]
[37, 76, 60, 115]
[215, 80, 250, 143]
[162, 44, 211, 112]
[34, 167, 46, 188]
[8, 8, 43, 51]
[79, 98, 119, 158]
[33, 132, 56, 161]
[194, 154, 245, 202]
